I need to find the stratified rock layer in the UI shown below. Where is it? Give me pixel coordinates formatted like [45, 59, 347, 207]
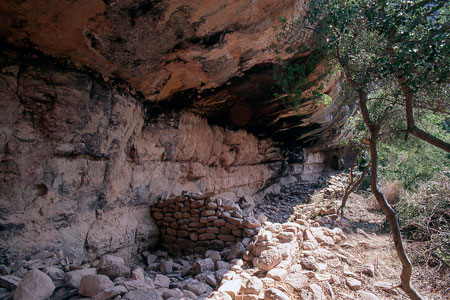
[0, 62, 336, 264]
[0, 0, 356, 265]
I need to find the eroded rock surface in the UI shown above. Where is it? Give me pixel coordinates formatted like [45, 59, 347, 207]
[0, 0, 356, 267]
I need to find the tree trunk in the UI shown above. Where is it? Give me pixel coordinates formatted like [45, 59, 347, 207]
[358, 91, 424, 300]
[338, 162, 370, 217]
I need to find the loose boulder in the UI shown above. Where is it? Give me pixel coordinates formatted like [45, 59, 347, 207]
[13, 269, 55, 300]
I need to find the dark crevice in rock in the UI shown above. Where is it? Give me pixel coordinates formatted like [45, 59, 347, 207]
[188, 30, 231, 48]
[0, 39, 145, 102]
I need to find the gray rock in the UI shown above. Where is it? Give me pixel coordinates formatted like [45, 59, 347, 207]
[160, 260, 173, 275]
[205, 250, 221, 263]
[13, 269, 55, 300]
[98, 255, 130, 279]
[0, 288, 12, 300]
[42, 267, 65, 287]
[227, 243, 245, 260]
[92, 285, 128, 300]
[154, 274, 170, 288]
[0, 265, 10, 276]
[131, 267, 145, 281]
[122, 289, 162, 300]
[119, 280, 155, 292]
[192, 258, 214, 274]
[205, 274, 217, 287]
[79, 274, 114, 297]
[48, 287, 78, 300]
[65, 268, 97, 289]
[146, 254, 158, 265]
[0, 275, 21, 290]
[184, 280, 207, 295]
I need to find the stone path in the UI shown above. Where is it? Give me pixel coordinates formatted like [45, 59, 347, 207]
[0, 175, 420, 300]
[0, 216, 407, 300]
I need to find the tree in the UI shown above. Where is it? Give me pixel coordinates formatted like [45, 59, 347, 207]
[273, 1, 450, 299]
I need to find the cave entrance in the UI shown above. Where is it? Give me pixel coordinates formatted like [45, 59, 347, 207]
[330, 155, 340, 171]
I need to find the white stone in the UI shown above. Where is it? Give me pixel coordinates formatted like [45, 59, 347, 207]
[267, 268, 287, 281]
[308, 283, 326, 300]
[285, 273, 308, 291]
[360, 263, 375, 277]
[346, 278, 362, 291]
[218, 279, 242, 298]
[255, 249, 282, 271]
[358, 291, 380, 300]
[243, 276, 263, 294]
[206, 291, 233, 300]
[184, 280, 207, 295]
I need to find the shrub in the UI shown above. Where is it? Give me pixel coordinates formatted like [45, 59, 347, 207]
[396, 169, 450, 267]
[381, 181, 404, 206]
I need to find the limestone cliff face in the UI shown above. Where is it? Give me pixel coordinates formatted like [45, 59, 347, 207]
[0, 0, 354, 264]
[0, 63, 331, 264]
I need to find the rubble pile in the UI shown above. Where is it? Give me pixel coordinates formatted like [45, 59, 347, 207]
[323, 174, 350, 199]
[254, 181, 324, 223]
[0, 215, 394, 300]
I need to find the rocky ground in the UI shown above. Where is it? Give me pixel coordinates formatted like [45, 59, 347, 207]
[0, 174, 447, 300]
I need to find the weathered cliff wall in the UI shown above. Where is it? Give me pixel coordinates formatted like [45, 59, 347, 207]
[0, 62, 334, 264]
[0, 0, 356, 266]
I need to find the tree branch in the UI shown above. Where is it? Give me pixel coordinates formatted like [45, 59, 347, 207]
[397, 74, 450, 152]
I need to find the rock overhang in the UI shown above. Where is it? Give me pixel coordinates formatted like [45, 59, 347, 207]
[0, 0, 355, 148]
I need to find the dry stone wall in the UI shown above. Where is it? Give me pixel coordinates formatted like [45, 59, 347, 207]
[151, 193, 261, 254]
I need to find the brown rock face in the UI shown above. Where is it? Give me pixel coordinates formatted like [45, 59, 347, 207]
[0, 0, 295, 100]
[0, 0, 355, 146]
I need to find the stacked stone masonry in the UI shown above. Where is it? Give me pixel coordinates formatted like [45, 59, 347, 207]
[151, 194, 261, 254]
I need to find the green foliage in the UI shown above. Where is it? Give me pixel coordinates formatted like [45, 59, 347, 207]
[274, 0, 450, 114]
[396, 169, 450, 267]
[377, 114, 450, 190]
[272, 50, 328, 111]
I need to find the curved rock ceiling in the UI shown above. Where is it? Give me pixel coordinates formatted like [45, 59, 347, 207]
[0, 0, 354, 146]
